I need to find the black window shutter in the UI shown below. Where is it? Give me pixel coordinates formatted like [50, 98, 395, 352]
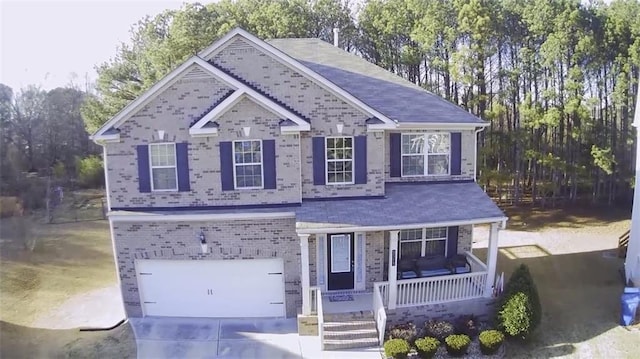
[451, 132, 462, 175]
[354, 135, 367, 184]
[136, 145, 151, 193]
[447, 226, 459, 258]
[312, 137, 326, 185]
[389, 133, 401, 177]
[176, 142, 190, 192]
[219, 141, 235, 191]
[262, 139, 277, 189]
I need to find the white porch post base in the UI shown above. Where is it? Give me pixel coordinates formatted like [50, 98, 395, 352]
[484, 223, 500, 297]
[300, 234, 311, 315]
[388, 230, 399, 310]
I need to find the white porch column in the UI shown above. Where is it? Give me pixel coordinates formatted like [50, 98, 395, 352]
[299, 234, 311, 315]
[388, 230, 399, 310]
[484, 222, 500, 297]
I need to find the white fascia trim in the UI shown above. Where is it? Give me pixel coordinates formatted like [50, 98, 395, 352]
[396, 122, 490, 130]
[108, 210, 296, 222]
[198, 28, 396, 127]
[92, 59, 217, 140]
[295, 216, 508, 235]
[367, 123, 397, 132]
[189, 128, 219, 137]
[194, 58, 310, 128]
[280, 125, 309, 134]
[91, 134, 121, 143]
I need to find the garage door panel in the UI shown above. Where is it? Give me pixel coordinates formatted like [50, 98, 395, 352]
[137, 259, 285, 318]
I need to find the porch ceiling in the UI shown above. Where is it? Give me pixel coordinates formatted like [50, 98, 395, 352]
[296, 182, 506, 232]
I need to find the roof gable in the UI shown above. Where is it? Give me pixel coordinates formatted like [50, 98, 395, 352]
[198, 28, 397, 128]
[92, 56, 309, 142]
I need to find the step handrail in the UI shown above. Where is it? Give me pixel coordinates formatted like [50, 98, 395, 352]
[619, 229, 631, 258]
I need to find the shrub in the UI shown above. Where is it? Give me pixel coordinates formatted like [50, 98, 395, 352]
[423, 320, 455, 341]
[444, 334, 471, 357]
[75, 155, 104, 188]
[387, 322, 418, 343]
[496, 264, 541, 340]
[454, 314, 479, 338]
[384, 338, 411, 359]
[414, 337, 440, 359]
[478, 330, 505, 355]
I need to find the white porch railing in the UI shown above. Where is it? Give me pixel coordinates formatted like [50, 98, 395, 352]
[395, 271, 487, 307]
[310, 286, 319, 315]
[466, 251, 488, 273]
[312, 286, 325, 350]
[372, 282, 388, 345]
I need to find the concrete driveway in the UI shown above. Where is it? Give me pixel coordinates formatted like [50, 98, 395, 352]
[129, 317, 381, 359]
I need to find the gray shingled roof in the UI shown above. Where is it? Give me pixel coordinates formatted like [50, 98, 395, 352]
[267, 38, 485, 125]
[296, 182, 505, 230]
[111, 182, 505, 229]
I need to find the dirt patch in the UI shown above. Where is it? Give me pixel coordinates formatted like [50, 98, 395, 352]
[0, 320, 136, 359]
[31, 284, 125, 330]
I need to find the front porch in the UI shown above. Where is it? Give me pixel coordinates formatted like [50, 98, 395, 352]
[314, 250, 490, 315]
[294, 182, 507, 348]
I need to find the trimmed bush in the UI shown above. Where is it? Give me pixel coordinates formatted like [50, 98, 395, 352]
[387, 322, 418, 343]
[414, 337, 440, 359]
[423, 320, 455, 341]
[454, 314, 479, 338]
[444, 334, 471, 357]
[496, 264, 542, 340]
[479, 330, 505, 355]
[383, 338, 411, 359]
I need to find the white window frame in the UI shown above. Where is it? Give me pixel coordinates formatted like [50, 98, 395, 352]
[399, 227, 448, 258]
[232, 139, 264, 190]
[325, 136, 354, 185]
[149, 142, 178, 192]
[400, 133, 451, 177]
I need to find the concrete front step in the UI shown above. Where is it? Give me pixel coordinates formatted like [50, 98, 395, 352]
[322, 310, 379, 350]
[323, 337, 380, 351]
[323, 320, 377, 331]
[324, 327, 378, 340]
[324, 310, 374, 322]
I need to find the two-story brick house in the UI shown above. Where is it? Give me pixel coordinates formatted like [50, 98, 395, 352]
[92, 28, 506, 349]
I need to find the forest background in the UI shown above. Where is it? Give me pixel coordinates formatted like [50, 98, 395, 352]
[1, 0, 639, 209]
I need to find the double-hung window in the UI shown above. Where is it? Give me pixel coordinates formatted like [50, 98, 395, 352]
[326, 137, 353, 184]
[233, 140, 263, 189]
[399, 227, 448, 258]
[149, 143, 178, 191]
[401, 133, 450, 176]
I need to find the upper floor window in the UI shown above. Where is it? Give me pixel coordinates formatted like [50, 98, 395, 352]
[401, 133, 450, 176]
[149, 143, 178, 191]
[326, 137, 353, 184]
[399, 227, 448, 259]
[233, 140, 263, 189]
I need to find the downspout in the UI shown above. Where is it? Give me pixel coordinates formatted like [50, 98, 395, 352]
[474, 127, 484, 182]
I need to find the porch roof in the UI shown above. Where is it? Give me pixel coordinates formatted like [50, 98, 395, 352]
[295, 181, 506, 233]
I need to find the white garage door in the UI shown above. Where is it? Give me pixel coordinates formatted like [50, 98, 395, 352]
[136, 258, 285, 318]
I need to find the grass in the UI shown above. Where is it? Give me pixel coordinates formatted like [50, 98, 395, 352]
[0, 217, 116, 326]
[502, 203, 631, 232]
[0, 206, 134, 358]
[473, 205, 636, 358]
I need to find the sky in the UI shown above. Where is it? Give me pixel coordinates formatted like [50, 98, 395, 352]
[0, 0, 204, 92]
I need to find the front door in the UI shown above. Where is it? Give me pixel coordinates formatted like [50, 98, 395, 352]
[327, 233, 355, 290]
